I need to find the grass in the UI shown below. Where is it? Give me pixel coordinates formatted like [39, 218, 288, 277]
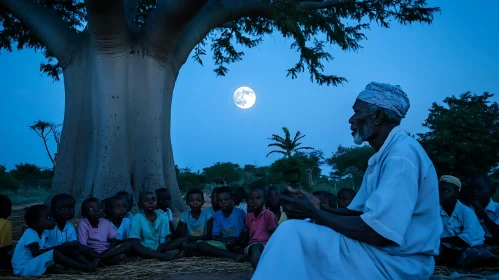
[0, 187, 49, 206]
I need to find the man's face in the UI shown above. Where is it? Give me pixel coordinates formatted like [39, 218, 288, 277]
[349, 99, 376, 145]
[439, 182, 459, 206]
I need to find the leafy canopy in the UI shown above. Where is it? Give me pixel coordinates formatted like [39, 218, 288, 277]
[1, 0, 439, 83]
[417, 92, 499, 178]
[327, 144, 374, 187]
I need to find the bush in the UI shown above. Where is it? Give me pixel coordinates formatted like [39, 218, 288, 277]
[0, 165, 20, 191]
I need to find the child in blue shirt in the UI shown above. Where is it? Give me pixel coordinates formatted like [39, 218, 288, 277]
[12, 205, 95, 276]
[176, 188, 213, 256]
[198, 186, 247, 262]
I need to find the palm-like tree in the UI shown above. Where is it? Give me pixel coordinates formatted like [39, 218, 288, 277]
[267, 127, 314, 158]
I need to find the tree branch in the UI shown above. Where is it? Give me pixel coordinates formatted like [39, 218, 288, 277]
[84, 0, 131, 54]
[171, 0, 273, 71]
[141, 0, 209, 64]
[298, 0, 356, 10]
[123, 0, 141, 33]
[0, 0, 79, 67]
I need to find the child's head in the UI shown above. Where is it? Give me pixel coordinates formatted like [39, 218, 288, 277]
[439, 175, 461, 206]
[116, 191, 134, 212]
[217, 186, 234, 212]
[155, 188, 171, 211]
[313, 191, 326, 201]
[186, 188, 204, 211]
[321, 192, 337, 208]
[25, 204, 56, 231]
[138, 191, 157, 213]
[105, 196, 127, 220]
[81, 197, 101, 222]
[234, 187, 247, 205]
[337, 188, 356, 209]
[211, 187, 221, 211]
[50, 193, 75, 223]
[266, 187, 280, 208]
[469, 173, 495, 206]
[0, 194, 12, 219]
[248, 186, 266, 213]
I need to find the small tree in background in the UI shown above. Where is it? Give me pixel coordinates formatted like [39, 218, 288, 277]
[203, 162, 243, 186]
[29, 120, 62, 170]
[418, 92, 499, 178]
[267, 127, 314, 158]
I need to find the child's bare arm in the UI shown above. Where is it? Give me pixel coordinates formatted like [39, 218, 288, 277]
[176, 222, 187, 238]
[28, 242, 73, 257]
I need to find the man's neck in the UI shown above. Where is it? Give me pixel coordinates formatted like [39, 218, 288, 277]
[369, 124, 398, 152]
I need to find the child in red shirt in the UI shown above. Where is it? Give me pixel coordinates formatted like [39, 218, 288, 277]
[245, 186, 279, 269]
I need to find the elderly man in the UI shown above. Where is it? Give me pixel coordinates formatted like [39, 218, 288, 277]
[252, 82, 442, 280]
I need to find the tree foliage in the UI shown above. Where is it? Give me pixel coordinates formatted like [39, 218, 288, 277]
[202, 162, 243, 186]
[417, 92, 499, 178]
[267, 127, 314, 157]
[0, 165, 20, 191]
[327, 145, 374, 187]
[0, 0, 440, 84]
[175, 165, 205, 192]
[9, 163, 53, 188]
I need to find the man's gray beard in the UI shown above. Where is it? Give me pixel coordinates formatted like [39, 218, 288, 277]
[352, 124, 374, 145]
[353, 131, 364, 145]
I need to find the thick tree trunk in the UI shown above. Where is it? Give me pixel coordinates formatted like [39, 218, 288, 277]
[51, 40, 186, 212]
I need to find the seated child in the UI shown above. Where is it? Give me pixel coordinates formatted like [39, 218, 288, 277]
[234, 187, 248, 213]
[337, 188, 357, 209]
[266, 187, 287, 225]
[77, 198, 130, 265]
[245, 186, 278, 269]
[437, 175, 494, 267]
[155, 188, 175, 233]
[176, 188, 213, 256]
[0, 194, 12, 269]
[12, 205, 95, 276]
[198, 187, 247, 262]
[205, 187, 221, 217]
[469, 174, 499, 244]
[105, 196, 132, 245]
[116, 191, 135, 219]
[322, 192, 337, 209]
[43, 194, 78, 248]
[128, 191, 180, 261]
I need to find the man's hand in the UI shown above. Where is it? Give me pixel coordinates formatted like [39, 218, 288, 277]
[281, 187, 321, 219]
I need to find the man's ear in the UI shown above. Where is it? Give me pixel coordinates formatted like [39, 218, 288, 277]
[374, 110, 384, 125]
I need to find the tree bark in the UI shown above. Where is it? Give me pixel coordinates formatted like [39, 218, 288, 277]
[51, 40, 186, 212]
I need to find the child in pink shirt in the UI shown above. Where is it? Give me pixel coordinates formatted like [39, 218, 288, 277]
[77, 198, 131, 265]
[245, 186, 279, 269]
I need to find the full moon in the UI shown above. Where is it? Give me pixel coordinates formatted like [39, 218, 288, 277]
[233, 86, 256, 109]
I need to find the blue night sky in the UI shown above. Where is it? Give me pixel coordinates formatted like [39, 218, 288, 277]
[0, 0, 498, 173]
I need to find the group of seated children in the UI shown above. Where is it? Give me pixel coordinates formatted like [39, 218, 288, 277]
[437, 174, 499, 268]
[3, 173, 498, 277]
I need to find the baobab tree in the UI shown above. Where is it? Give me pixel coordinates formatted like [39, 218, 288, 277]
[0, 0, 440, 210]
